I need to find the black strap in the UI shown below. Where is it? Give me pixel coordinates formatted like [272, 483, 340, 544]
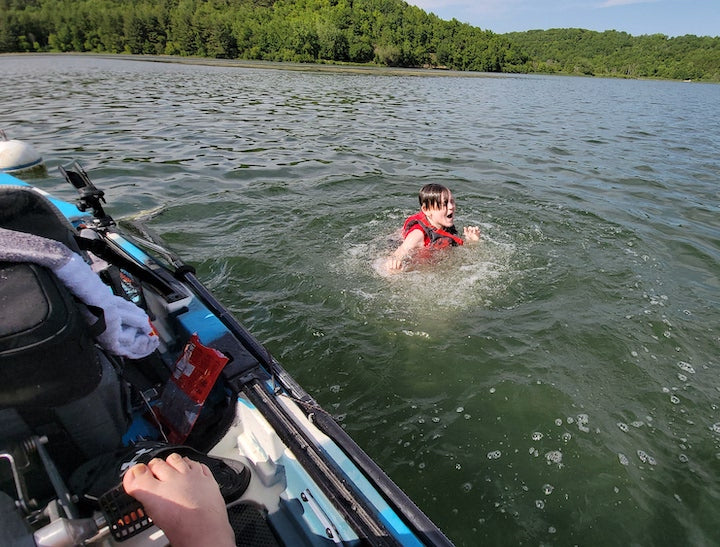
[83, 303, 107, 337]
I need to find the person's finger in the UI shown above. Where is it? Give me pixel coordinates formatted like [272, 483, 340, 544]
[146, 457, 181, 481]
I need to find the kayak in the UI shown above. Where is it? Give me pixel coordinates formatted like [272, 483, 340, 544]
[0, 160, 453, 546]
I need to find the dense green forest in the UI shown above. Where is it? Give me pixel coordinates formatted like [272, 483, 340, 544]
[508, 28, 720, 81]
[1, 0, 719, 81]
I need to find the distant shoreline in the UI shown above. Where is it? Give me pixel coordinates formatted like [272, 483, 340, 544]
[5, 52, 709, 83]
[1, 52, 514, 79]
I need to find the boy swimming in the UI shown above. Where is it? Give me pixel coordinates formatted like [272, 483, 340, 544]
[386, 183, 480, 272]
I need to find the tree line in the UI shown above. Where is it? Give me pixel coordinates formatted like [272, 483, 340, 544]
[1, 0, 718, 81]
[508, 28, 720, 81]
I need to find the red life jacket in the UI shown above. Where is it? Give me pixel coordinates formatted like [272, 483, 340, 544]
[402, 212, 464, 249]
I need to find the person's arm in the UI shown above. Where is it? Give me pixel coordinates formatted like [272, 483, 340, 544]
[123, 453, 235, 547]
[386, 229, 425, 272]
[463, 226, 481, 242]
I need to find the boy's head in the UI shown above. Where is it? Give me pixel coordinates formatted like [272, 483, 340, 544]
[418, 184, 452, 210]
[418, 184, 456, 229]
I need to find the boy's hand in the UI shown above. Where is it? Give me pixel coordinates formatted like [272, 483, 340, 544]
[464, 226, 481, 242]
[386, 257, 404, 272]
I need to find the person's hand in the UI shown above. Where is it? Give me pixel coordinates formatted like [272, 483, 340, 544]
[123, 453, 235, 547]
[463, 226, 481, 242]
[386, 257, 404, 272]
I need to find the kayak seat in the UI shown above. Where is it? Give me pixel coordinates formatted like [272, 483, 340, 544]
[0, 187, 131, 513]
[0, 185, 84, 255]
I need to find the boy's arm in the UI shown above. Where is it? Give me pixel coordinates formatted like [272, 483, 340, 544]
[386, 230, 424, 271]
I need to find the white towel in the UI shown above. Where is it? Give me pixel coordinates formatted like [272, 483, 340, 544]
[0, 227, 159, 359]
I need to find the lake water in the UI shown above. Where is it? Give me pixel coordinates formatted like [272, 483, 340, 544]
[2, 54, 719, 546]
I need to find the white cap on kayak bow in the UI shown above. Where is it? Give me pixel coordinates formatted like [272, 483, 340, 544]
[0, 130, 43, 173]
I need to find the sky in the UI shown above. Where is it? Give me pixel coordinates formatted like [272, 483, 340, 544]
[404, 0, 720, 38]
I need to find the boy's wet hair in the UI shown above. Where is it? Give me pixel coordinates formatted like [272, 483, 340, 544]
[418, 183, 451, 209]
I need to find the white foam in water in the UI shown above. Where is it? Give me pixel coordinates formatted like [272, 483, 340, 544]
[401, 330, 430, 338]
[356, 221, 518, 313]
[677, 361, 695, 374]
[637, 450, 657, 465]
[545, 451, 563, 467]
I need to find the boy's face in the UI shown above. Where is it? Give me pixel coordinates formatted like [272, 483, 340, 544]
[423, 192, 456, 229]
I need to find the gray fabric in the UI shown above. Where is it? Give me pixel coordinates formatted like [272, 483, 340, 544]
[0, 227, 159, 359]
[0, 226, 72, 269]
